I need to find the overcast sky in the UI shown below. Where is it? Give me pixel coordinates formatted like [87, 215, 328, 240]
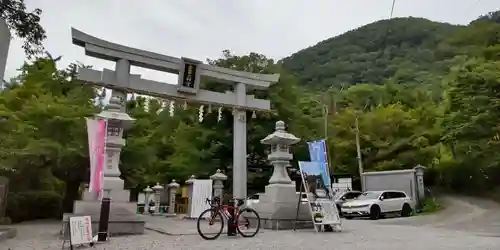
[3, 0, 499, 83]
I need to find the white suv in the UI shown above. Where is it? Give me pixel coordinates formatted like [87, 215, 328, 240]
[341, 190, 413, 220]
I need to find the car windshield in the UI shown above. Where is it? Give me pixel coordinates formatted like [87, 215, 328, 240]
[356, 191, 382, 200]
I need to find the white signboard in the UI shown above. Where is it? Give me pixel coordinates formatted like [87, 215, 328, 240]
[298, 161, 341, 231]
[189, 179, 212, 218]
[310, 199, 341, 225]
[69, 216, 93, 245]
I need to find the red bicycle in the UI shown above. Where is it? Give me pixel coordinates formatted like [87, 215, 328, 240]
[196, 197, 261, 240]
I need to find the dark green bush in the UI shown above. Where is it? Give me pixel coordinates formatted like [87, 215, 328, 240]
[6, 191, 62, 223]
[419, 197, 442, 214]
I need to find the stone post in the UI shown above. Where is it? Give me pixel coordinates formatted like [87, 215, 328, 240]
[152, 183, 163, 215]
[0, 176, 9, 224]
[0, 18, 10, 86]
[143, 186, 153, 212]
[210, 169, 228, 200]
[414, 165, 426, 203]
[166, 179, 180, 217]
[185, 175, 196, 218]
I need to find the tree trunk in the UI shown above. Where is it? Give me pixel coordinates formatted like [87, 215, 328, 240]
[62, 181, 80, 213]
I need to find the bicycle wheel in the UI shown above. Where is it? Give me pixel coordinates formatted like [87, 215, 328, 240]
[236, 207, 261, 237]
[197, 208, 224, 240]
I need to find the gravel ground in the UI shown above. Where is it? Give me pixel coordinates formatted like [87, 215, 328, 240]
[3, 196, 500, 250]
[2, 219, 500, 250]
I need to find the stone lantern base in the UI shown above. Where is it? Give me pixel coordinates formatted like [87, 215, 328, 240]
[252, 183, 313, 230]
[63, 201, 145, 237]
[65, 184, 145, 236]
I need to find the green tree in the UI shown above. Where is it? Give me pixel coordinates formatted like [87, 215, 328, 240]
[0, 0, 46, 56]
[0, 55, 96, 211]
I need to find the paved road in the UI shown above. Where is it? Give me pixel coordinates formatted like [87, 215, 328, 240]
[2, 196, 500, 250]
[375, 195, 500, 236]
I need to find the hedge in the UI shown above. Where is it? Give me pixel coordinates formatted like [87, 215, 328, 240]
[6, 191, 63, 223]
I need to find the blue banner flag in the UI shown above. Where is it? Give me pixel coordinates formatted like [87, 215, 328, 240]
[306, 139, 331, 187]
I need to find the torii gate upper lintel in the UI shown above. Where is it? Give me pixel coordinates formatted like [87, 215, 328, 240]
[71, 27, 280, 200]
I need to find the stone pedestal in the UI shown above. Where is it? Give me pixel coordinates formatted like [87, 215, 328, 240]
[70, 201, 144, 236]
[253, 121, 312, 229]
[255, 184, 311, 229]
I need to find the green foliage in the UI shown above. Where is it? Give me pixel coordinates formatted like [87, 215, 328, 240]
[418, 197, 442, 215]
[6, 191, 62, 222]
[281, 17, 458, 89]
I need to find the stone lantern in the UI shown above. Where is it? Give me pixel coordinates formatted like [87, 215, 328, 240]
[253, 120, 308, 229]
[152, 183, 164, 215]
[166, 179, 180, 216]
[210, 169, 228, 200]
[261, 121, 300, 184]
[72, 95, 139, 230]
[96, 96, 135, 201]
[143, 186, 153, 212]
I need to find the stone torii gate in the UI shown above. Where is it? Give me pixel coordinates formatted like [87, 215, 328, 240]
[71, 28, 280, 200]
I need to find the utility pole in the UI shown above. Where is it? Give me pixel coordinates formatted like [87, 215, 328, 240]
[319, 92, 333, 174]
[354, 116, 364, 191]
[356, 100, 370, 191]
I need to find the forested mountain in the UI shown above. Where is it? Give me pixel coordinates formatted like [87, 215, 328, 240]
[281, 18, 460, 89]
[280, 13, 500, 195]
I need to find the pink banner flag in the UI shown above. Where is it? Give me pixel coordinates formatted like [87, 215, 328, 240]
[86, 118, 107, 194]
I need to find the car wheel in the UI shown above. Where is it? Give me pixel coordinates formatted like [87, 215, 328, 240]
[369, 205, 381, 220]
[336, 204, 343, 217]
[344, 216, 353, 220]
[401, 203, 412, 217]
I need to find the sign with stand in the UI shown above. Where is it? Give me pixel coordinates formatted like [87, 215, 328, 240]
[62, 216, 94, 249]
[294, 139, 341, 232]
[295, 161, 341, 232]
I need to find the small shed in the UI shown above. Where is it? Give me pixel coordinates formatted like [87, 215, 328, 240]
[361, 165, 426, 204]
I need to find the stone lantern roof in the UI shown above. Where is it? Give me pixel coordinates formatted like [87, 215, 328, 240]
[167, 179, 180, 188]
[96, 96, 135, 128]
[152, 182, 163, 191]
[210, 169, 228, 181]
[143, 186, 153, 193]
[261, 121, 300, 145]
[185, 175, 196, 184]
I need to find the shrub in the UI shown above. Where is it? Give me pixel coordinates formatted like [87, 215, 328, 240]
[419, 197, 442, 214]
[6, 191, 62, 223]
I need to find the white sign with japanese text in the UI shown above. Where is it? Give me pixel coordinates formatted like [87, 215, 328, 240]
[69, 216, 93, 245]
